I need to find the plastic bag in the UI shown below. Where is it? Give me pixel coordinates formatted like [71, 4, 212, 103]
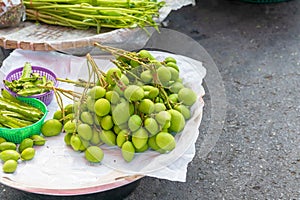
[0, 0, 25, 28]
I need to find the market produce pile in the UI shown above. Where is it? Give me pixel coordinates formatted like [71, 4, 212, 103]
[0, 90, 44, 128]
[3, 63, 55, 96]
[23, 0, 165, 33]
[0, 90, 46, 173]
[0, 135, 46, 173]
[46, 43, 198, 163]
[0, 44, 199, 174]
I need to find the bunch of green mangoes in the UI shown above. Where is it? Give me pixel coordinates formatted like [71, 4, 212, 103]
[54, 50, 198, 163]
[0, 135, 46, 173]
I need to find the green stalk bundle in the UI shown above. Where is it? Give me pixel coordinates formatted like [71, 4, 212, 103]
[23, 0, 165, 33]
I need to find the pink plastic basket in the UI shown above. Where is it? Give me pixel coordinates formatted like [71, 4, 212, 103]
[4, 66, 58, 106]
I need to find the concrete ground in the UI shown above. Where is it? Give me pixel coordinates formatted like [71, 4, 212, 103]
[1, 0, 300, 199]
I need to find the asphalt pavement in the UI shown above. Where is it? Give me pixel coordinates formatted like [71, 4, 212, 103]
[1, 0, 300, 199]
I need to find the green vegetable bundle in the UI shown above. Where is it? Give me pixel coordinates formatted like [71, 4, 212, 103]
[0, 90, 44, 128]
[3, 62, 54, 96]
[23, 0, 166, 33]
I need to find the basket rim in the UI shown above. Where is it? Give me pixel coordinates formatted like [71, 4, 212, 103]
[0, 97, 48, 132]
[3, 65, 58, 98]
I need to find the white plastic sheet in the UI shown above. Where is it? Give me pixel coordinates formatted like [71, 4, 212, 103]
[0, 48, 205, 191]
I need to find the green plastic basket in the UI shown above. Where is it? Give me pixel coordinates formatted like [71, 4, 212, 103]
[241, 0, 290, 3]
[0, 97, 48, 143]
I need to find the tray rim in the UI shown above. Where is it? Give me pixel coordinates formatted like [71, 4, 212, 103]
[0, 174, 143, 196]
